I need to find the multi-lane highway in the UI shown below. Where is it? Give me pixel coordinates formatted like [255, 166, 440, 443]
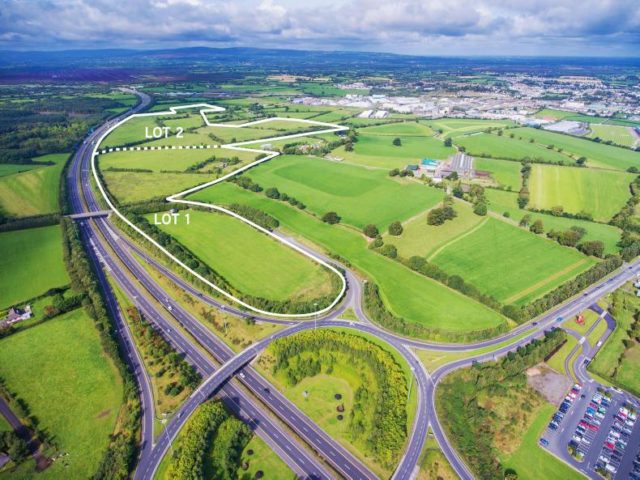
[67, 91, 640, 480]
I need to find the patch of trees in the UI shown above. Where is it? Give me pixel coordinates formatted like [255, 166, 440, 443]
[363, 224, 379, 238]
[363, 282, 508, 343]
[0, 213, 60, 231]
[270, 329, 408, 468]
[125, 306, 200, 397]
[103, 167, 152, 173]
[60, 218, 140, 480]
[185, 155, 239, 173]
[388, 221, 403, 236]
[438, 329, 567, 480]
[169, 400, 251, 480]
[427, 204, 456, 226]
[0, 431, 29, 466]
[262, 186, 306, 210]
[231, 175, 263, 192]
[282, 138, 345, 156]
[225, 204, 279, 231]
[322, 211, 341, 224]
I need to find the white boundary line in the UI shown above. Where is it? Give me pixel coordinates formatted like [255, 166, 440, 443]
[91, 104, 349, 318]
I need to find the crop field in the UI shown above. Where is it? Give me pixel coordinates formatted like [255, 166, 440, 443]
[0, 153, 67, 217]
[484, 189, 622, 255]
[431, 217, 596, 304]
[510, 127, 640, 171]
[191, 182, 507, 337]
[149, 210, 335, 302]
[0, 309, 123, 480]
[0, 164, 40, 178]
[359, 121, 434, 136]
[102, 170, 210, 204]
[388, 201, 485, 259]
[500, 403, 581, 480]
[426, 118, 513, 138]
[474, 157, 523, 189]
[333, 134, 455, 169]
[528, 164, 634, 221]
[244, 155, 444, 229]
[587, 124, 638, 148]
[0, 225, 69, 308]
[453, 133, 573, 163]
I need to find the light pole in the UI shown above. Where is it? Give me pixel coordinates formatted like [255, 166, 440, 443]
[157, 412, 174, 456]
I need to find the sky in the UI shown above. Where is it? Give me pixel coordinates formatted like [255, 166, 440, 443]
[1, 0, 639, 57]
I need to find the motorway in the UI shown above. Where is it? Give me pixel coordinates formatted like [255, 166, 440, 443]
[67, 91, 640, 480]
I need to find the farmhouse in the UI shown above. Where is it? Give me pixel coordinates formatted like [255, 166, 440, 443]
[407, 153, 475, 181]
[3, 305, 32, 324]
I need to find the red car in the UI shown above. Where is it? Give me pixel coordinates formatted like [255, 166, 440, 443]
[604, 442, 615, 450]
[587, 423, 598, 432]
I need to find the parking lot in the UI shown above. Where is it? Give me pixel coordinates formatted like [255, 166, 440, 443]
[540, 381, 640, 479]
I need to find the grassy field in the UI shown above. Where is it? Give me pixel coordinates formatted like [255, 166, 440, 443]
[511, 127, 640, 171]
[0, 309, 123, 480]
[484, 189, 622, 255]
[191, 182, 507, 337]
[237, 435, 296, 480]
[0, 164, 40, 178]
[417, 430, 457, 480]
[359, 122, 434, 136]
[99, 148, 219, 172]
[244, 155, 444, 229]
[387, 200, 484, 259]
[333, 134, 455, 169]
[534, 109, 639, 127]
[474, 157, 523, 189]
[0, 154, 67, 217]
[546, 335, 578, 376]
[0, 225, 69, 308]
[149, 210, 335, 303]
[102, 170, 210, 203]
[454, 133, 573, 163]
[431, 217, 595, 304]
[501, 403, 581, 480]
[528, 164, 634, 221]
[587, 124, 638, 148]
[426, 118, 513, 138]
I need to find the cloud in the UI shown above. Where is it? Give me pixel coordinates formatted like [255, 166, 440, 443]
[0, 0, 638, 55]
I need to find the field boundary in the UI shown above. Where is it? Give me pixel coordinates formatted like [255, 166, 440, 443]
[427, 217, 489, 261]
[91, 104, 349, 318]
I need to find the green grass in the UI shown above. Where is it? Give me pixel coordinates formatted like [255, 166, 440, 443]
[359, 122, 434, 136]
[149, 210, 335, 302]
[244, 155, 444, 230]
[511, 127, 640, 171]
[333, 135, 455, 169]
[501, 403, 581, 480]
[102, 170, 211, 204]
[562, 309, 600, 336]
[191, 182, 507, 337]
[587, 124, 637, 148]
[546, 335, 578, 376]
[426, 118, 513, 138]
[237, 435, 295, 480]
[0, 164, 40, 178]
[0, 309, 123, 480]
[0, 225, 69, 308]
[474, 157, 523, 189]
[484, 189, 622, 255]
[102, 115, 161, 147]
[431, 217, 595, 304]
[0, 154, 67, 217]
[386, 200, 484, 259]
[534, 109, 639, 127]
[99, 148, 218, 172]
[454, 133, 572, 163]
[528, 164, 635, 221]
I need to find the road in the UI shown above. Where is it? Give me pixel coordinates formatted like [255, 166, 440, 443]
[67, 92, 640, 480]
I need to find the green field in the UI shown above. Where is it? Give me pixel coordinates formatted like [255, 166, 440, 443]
[238, 435, 295, 480]
[474, 157, 523, 189]
[454, 133, 573, 163]
[511, 127, 640, 171]
[534, 109, 639, 127]
[191, 182, 507, 338]
[484, 189, 622, 255]
[528, 164, 635, 221]
[0, 164, 40, 178]
[426, 118, 513, 138]
[333, 134, 455, 169]
[359, 122, 434, 136]
[244, 155, 444, 229]
[0, 154, 67, 217]
[501, 403, 581, 480]
[546, 335, 578, 376]
[587, 124, 638, 148]
[431, 217, 595, 304]
[387, 201, 484, 259]
[102, 170, 210, 203]
[150, 210, 335, 302]
[0, 309, 123, 480]
[0, 225, 69, 308]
